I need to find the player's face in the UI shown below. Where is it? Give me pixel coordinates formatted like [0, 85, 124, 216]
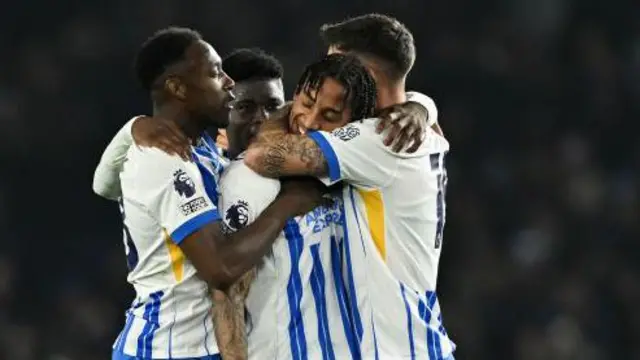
[226, 78, 284, 156]
[290, 78, 352, 134]
[183, 40, 235, 128]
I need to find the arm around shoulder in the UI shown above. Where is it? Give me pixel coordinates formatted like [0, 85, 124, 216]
[92, 118, 137, 200]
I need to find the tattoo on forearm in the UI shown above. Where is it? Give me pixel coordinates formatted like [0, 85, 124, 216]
[211, 269, 257, 360]
[256, 133, 327, 177]
[262, 139, 287, 178]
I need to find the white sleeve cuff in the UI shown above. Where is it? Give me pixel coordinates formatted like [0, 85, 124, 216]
[406, 91, 438, 127]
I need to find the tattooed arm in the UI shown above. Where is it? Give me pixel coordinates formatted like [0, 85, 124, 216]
[244, 106, 328, 179]
[211, 269, 257, 360]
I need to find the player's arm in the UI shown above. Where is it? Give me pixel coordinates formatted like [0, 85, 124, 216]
[92, 118, 136, 200]
[211, 286, 251, 360]
[244, 119, 399, 189]
[92, 116, 190, 200]
[179, 202, 289, 290]
[243, 110, 330, 179]
[243, 92, 436, 181]
[210, 163, 280, 360]
[138, 150, 322, 290]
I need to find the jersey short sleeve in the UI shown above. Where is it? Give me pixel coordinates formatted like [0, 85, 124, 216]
[128, 148, 220, 244]
[406, 91, 438, 127]
[92, 117, 137, 200]
[218, 160, 281, 233]
[307, 120, 398, 188]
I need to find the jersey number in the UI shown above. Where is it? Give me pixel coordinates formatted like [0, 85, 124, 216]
[434, 158, 448, 249]
[119, 199, 139, 271]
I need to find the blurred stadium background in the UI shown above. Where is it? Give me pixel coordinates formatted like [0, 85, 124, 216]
[0, 0, 638, 359]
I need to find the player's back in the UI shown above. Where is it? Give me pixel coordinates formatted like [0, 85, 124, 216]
[346, 125, 454, 358]
[114, 135, 226, 359]
[218, 157, 361, 360]
[307, 108, 456, 359]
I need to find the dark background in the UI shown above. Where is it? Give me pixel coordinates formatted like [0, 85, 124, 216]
[1, 0, 638, 359]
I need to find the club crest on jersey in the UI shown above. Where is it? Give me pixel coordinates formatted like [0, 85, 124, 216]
[225, 200, 249, 231]
[331, 124, 360, 141]
[173, 169, 196, 198]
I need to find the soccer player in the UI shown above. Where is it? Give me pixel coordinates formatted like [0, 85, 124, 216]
[243, 14, 456, 359]
[221, 48, 285, 159]
[106, 27, 325, 360]
[212, 47, 286, 356]
[219, 53, 377, 359]
[93, 33, 433, 360]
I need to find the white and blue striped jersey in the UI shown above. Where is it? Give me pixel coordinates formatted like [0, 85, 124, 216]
[307, 93, 456, 359]
[114, 134, 227, 359]
[218, 155, 359, 360]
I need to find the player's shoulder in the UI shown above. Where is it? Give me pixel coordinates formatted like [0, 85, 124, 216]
[220, 156, 280, 192]
[124, 146, 197, 181]
[325, 119, 377, 142]
[406, 91, 438, 120]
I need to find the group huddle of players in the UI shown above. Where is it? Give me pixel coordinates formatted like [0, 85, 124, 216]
[92, 12, 455, 360]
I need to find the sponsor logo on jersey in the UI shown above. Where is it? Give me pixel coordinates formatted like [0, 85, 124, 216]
[173, 169, 196, 198]
[331, 124, 360, 141]
[179, 196, 209, 216]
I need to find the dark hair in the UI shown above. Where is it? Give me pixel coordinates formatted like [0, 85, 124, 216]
[319, 13, 415, 80]
[222, 48, 284, 82]
[134, 27, 202, 91]
[295, 54, 377, 121]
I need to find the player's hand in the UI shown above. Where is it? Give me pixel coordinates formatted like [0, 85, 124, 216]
[278, 177, 329, 216]
[376, 101, 428, 153]
[132, 116, 192, 161]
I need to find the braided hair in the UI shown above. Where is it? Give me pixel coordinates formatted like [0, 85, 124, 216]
[295, 53, 377, 121]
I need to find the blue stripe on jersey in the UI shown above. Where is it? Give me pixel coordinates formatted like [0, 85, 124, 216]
[438, 312, 448, 335]
[112, 351, 222, 360]
[196, 134, 226, 175]
[347, 187, 367, 255]
[309, 244, 337, 360]
[116, 310, 134, 352]
[372, 316, 380, 360]
[417, 293, 433, 359]
[419, 290, 443, 359]
[171, 210, 220, 244]
[307, 131, 341, 182]
[193, 156, 220, 205]
[284, 220, 307, 360]
[202, 132, 218, 154]
[348, 186, 381, 357]
[339, 195, 363, 344]
[194, 146, 211, 158]
[400, 283, 416, 359]
[136, 291, 164, 358]
[330, 236, 359, 359]
[427, 291, 442, 358]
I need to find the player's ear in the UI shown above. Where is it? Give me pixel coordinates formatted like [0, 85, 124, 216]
[164, 76, 187, 101]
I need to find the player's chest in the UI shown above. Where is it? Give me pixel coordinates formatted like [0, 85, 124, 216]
[296, 195, 345, 243]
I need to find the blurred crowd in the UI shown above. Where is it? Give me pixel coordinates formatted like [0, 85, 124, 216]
[0, 0, 638, 359]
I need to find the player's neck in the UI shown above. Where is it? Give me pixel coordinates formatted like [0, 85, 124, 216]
[375, 80, 407, 109]
[154, 104, 206, 143]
